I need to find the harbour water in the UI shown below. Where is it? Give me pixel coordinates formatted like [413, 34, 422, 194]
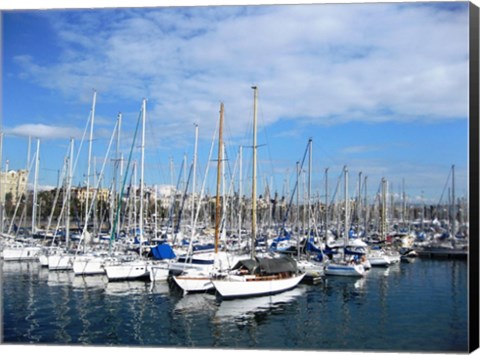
[1, 258, 468, 352]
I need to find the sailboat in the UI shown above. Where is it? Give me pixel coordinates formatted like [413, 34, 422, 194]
[49, 91, 99, 271]
[73, 112, 123, 276]
[211, 86, 305, 299]
[2, 138, 43, 261]
[172, 104, 247, 293]
[104, 99, 152, 281]
[324, 166, 366, 277]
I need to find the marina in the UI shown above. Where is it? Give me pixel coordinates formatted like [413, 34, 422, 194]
[1, 2, 476, 353]
[0, 84, 471, 352]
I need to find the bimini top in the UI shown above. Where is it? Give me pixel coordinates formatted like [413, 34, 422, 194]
[232, 255, 298, 275]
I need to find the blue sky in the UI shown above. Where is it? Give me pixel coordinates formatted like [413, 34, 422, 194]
[1, 1, 471, 205]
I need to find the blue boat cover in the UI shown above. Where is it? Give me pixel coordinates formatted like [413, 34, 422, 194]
[151, 244, 176, 260]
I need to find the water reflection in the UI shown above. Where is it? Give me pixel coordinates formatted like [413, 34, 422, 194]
[1, 260, 40, 275]
[215, 286, 306, 322]
[72, 275, 107, 290]
[47, 270, 74, 286]
[149, 281, 170, 295]
[104, 280, 150, 296]
[174, 293, 217, 314]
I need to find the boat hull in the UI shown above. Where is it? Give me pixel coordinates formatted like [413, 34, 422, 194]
[104, 260, 149, 281]
[172, 272, 214, 293]
[73, 256, 106, 275]
[324, 263, 365, 277]
[148, 263, 170, 282]
[212, 273, 305, 299]
[368, 256, 391, 267]
[2, 246, 42, 261]
[48, 254, 74, 271]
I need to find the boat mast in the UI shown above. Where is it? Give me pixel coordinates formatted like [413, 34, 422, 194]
[110, 113, 122, 237]
[191, 123, 199, 245]
[357, 171, 362, 236]
[451, 164, 456, 238]
[32, 138, 40, 235]
[66, 138, 74, 248]
[238, 145, 243, 241]
[139, 98, 146, 256]
[85, 90, 96, 230]
[214, 103, 224, 254]
[381, 177, 387, 241]
[296, 161, 301, 256]
[325, 167, 329, 239]
[251, 86, 258, 259]
[343, 166, 349, 249]
[307, 138, 312, 239]
[364, 175, 368, 237]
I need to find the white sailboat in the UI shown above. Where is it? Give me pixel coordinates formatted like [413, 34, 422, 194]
[2, 139, 43, 261]
[211, 86, 305, 299]
[324, 166, 366, 277]
[73, 112, 123, 276]
[104, 98, 150, 281]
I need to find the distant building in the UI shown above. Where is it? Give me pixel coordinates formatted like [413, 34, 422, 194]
[0, 169, 28, 204]
[72, 187, 111, 203]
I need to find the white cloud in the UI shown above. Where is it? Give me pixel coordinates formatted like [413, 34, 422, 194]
[10, 3, 468, 141]
[5, 124, 82, 140]
[341, 145, 380, 155]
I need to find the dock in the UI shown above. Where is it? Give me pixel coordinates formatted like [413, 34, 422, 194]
[416, 247, 468, 259]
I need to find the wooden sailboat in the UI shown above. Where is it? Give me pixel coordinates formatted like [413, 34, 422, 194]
[172, 103, 246, 293]
[212, 86, 305, 299]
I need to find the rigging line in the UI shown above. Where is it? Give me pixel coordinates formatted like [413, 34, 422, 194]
[76, 119, 118, 255]
[436, 167, 452, 207]
[277, 139, 311, 236]
[329, 168, 344, 207]
[109, 104, 143, 253]
[166, 157, 186, 232]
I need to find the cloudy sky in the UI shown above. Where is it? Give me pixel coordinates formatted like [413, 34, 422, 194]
[1, 0, 471, 204]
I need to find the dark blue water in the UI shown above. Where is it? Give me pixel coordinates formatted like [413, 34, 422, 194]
[1, 258, 468, 352]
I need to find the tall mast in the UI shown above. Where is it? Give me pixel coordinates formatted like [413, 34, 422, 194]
[139, 98, 146, 254]
[154, 185, 158, 239]
[325, 167, 329, 238]
[85, 90, 96, 229]
[343, 166, 349, 247]
[364, 175, 368, 237]
[251, 86, 258, 258]
[296, 161, 301, 257]
[296, 162, 301, 232]
[357, 171, 362, 235]
[402, 178, 406, 229]
[32, 138, 40, 234]
[307, 138, 312, 238]
[66, 138, 74, 247]
[451, 164, 456, 237]
[191, 123, 199, 242]
[214, 103, 224, 254]
[238, 145, 243, 240]
[381, 177, 387, 241]
[110, 113, 122, 236]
